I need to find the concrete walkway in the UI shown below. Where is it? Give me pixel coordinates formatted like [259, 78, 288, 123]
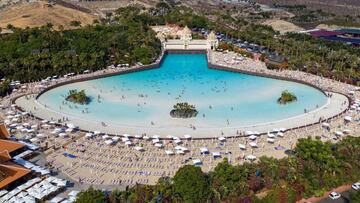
[15, 92, 348, 138]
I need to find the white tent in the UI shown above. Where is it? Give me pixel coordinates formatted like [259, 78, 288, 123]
[200, 147, 208, 154]
[176, 150, 185, 154]
[245, 131, 254, 135]
[123, 134, 131, 137]
[239, 144, 246, 150]
[105, 140, 113, 145]
[155, 143, 163, 148]
[267, 138, 275, 143]
[165, 150, 174, 155]
[249, 142, 257, 148]
[218, 137, 226, 141]
[85, 133, 93, 138]
[102, 135, 110, 140]
[212, 152, 221, 158]
[343, 129, 351, 134]
[192, 159, 202, 165]
[267, 132, 275, 138]
[344, 116, 352, 122]
[245, 155, 257, 161]
[152, 138, 160, 144]
[122, 137, 130, 142]
[112, 136, 120, 142]
[152, 135, 160, 139]
[249, 135, 257, 140]
[322, 122, 330, 128]
[134, 146, 144, 151]
[335, 131, 344, 136]
[277, 132, 284, 137]
[183, 134, 192, 139]
[134, 135, 142, 139]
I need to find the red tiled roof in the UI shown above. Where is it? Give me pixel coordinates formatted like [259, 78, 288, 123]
[0, 162, 31, 189]
[0, 140, 24, 154]
[0, 124, 10, 139]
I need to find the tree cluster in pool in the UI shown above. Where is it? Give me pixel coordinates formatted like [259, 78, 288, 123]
[65, 89, 91, 105]
[277, 90, 297, 104]
[170, 102, 198, 118]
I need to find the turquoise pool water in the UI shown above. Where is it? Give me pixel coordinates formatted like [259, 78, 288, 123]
[37, 54, 327, 128]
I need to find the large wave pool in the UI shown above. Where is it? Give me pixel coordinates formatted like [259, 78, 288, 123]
[37, 54, 327, 129]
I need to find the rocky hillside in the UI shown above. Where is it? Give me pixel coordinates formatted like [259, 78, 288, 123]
[253, 0, 360, 16]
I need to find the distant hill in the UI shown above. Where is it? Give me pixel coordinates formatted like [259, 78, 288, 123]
[0, 1, 98, 30]
[253, 0, 360, 16]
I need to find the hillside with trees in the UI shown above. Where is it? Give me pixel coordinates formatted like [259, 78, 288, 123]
[0, 9, 161, 83]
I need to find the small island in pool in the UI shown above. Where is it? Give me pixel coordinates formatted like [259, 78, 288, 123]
[66, 89, 90, 105]
[278, 90, 297, 104]
[170, 102, 198, 118]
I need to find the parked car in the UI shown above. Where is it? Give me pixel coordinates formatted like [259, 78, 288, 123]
[352, 182, 360, 190]
[329, 192, 341, 200]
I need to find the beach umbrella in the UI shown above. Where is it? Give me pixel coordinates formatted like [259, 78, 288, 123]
[152, 138, 160, 144]
[218, 137, 226, 141]
[245, 155, 256, 161]
[245, 131, 254, 135]
[322, 123, 330, 128]
[277, 132, 284, 137]
[212, 152, 221, 158]
[344, 116, 352, 122]
[249, 135, 257, 140]
[152, 135, 160, 139]
[192, 159, 202, 165]
[183, 134, 192, 139]
[239, 144, 246, 150]
[85, 133, 93, 138]
[267, 132, 275, 138]
[249, 142, 257, 148]
[335, 131, 344, 136]
[123, 134, 131, 137]
[343, 129, 351, 134]
[134, 135, 142, 139]
[267, 138, 275, 143]
[200, 147, 208, 154]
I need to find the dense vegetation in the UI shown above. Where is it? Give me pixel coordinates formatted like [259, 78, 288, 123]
[277, 90, 297, 104]
[0, 18, 161, 83]
[170, 102, 198, 118]
[143, 2, 360, 85]
[75, 136, 360, 203]
[66, 89, 90, 105]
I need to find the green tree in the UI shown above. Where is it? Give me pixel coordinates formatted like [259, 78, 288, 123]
[173, 165, 211, 203]
[75, 186, 108, 203]
[350, 190, 360, 203]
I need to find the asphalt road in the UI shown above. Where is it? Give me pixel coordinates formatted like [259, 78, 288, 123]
[317, 190, 354, 203]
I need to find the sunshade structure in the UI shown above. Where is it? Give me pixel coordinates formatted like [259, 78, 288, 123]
[239, 144, 246, 150]
[192, 159, 202, 166]
[249, 142, 258, 148]
[245, 155, 256, 161]
[200, 147, 209, 154]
